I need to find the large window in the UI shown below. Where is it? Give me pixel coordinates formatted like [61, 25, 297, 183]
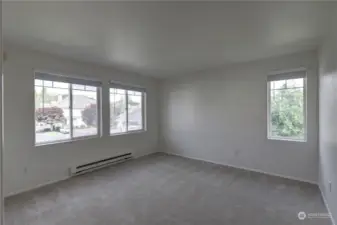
[35, 72, 101, 145]
[267, 70, 307, 141]
[110, 84, 145, 135]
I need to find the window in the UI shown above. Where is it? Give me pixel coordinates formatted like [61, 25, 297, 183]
[267, 70, 307, 141]
[127, 90, 143, 131]
[72, 85, 99, 138]
[110, 84, 145, 135]
[35, 72, 101, 145]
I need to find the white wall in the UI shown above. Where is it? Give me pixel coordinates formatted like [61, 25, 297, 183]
[160, 50, 319, 183]
[319, 27, 337, 223]
[3, 45, 159, 196]
[0, 5, 3, 220]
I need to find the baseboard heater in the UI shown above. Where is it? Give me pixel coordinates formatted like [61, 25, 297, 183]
[70, 153, 133, 176]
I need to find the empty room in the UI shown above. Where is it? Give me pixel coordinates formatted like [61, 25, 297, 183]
[1, 1, 337, 225]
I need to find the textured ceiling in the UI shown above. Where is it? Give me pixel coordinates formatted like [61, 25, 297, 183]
[3, 2, 336, 77]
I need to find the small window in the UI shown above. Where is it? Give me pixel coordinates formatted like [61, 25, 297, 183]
[35, 72, 101, 145]
[267, 70, 307, 141]
[110, 85, 145, 135]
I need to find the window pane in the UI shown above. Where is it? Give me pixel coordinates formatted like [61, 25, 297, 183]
[43, 80, 53, 87]
[35, 79, 43, 86]
[271, 80, 286, 90]
[287, 78, 303, 88]
[85, 86, 97, 91]
[72, 84, 85, 90]
[35, 83, 70, 144]
[72, 87, 98, 137]
[127, 91, 143, 131]
[110, 88, 126, 134]
[269, 79, 305, 140]
[53, 81, 69, 89]
[35, 86, 43, 109]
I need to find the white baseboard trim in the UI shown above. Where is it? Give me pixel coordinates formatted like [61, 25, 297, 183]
[319, 186, 336, 225]
[5, 151, 156, 198]
[5, 175, 70, 198]
[165, 152, 318, 185]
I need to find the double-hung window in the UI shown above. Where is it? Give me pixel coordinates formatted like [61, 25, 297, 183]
[35, 72, 101, 145]
[109, 82, 145, 135]
[267, 69, 307, 141]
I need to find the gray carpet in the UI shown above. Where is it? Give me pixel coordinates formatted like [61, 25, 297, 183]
[5, 153, 332, 225]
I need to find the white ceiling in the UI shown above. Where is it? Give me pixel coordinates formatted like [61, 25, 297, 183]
[3, 2, 336, 78]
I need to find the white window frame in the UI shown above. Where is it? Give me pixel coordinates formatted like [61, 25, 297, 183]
[109, 82, 146, 136]
[267, 68, 307, 142]
[34, 71, 102, 146]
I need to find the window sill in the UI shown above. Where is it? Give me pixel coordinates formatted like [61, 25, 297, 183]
[35, 135, 100, 147]
[267, 136, 307, 143]
[110, 130, 146, 137]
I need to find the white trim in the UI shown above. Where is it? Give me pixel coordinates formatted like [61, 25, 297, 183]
[126, 89, 129, 132]
[109, 87, 146, 136]
[97, 86, 102, 137]
[109, 80, 146, 93]
[165, 152, 318, 185]
[141, 92, 146, 131]
[110, 130, 146, 137]
[266, 73, 307, 142]
[303, 75, 308, 141]
[34, 69, 102, 86]
[5, 176, 70, 198]
[69, 83, 74, 138]
[267, 137, 307, 142]
[35, 135, 100, 147]
[268, 67, 307, 76]
[5, 151, 155, 198]
[34, 77, 102, 146]
[267, 81, 271, 141]
[319, 186, 336, 225]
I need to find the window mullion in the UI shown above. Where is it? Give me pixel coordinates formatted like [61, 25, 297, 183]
[125, 90, 129, 132]
[267, 82, 271, 138]
[142, 93, 145, 130]
[42, 85, 45, 115]
[70, 84, 73, 139]
[303, 79, 307, 141]
[97, 87, 101, 136]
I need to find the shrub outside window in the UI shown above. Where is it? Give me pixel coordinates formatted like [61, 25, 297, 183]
[267, 70, 307, 141]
